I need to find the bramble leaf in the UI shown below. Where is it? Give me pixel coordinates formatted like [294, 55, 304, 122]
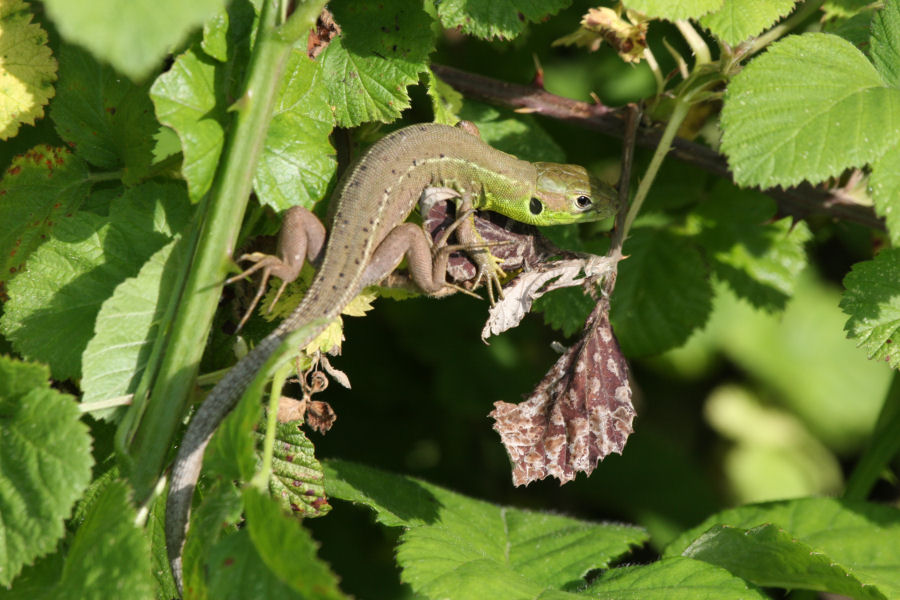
[43, 0, 224, 81]
[693, 182, 811, 311]
[253, 50, 335, 211]
[871, 142, 900, 245]
[0, 146, 90, 286]
[700, 0, 797, 45]
[0, 356, 93, 586]
[840, 249, 900, 369]
[585, 556, 768, 599]
[50, 44, 156, 182]
[324, 460, 648, 596]
[0, 0, 57, 140]
[435, 0, 570, 40]
[666, 498, 900, 598]
[611, 227, 712, 356]
[626, 0, 723, 20]
[871, 0, 900, 89]
[320, 0, 434, 127]
[0, 182, 189, 380]
[56, 480, 154, 600]
[721, 33, 900, 188]
[254, 420, 330, 517]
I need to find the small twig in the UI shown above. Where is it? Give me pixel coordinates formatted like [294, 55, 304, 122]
[431, 64, 883, 231]
[674, 20, 711, 66]
[745, 0, 828, 57]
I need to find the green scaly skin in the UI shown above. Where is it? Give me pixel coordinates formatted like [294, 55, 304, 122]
[165, 122, 619, 595]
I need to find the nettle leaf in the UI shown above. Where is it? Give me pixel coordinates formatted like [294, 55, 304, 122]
[700, 0, 798, 45]
[840, 249, 900, 369]
[426, 68, 463, 125]
[870, 142, 900, 245]
[626, 0, 723, 20]
[435, 0, 570, 40]
[43, 0, 224, 81]
[243, 488, 344, 598]
[253, 420, 330, 517]
[0, 0, 57, 140]
[610, 227, 712, 356]
[665, 497, 900, 598]
[683, 524, 887, 599]
[253, 50, 336, 211]
[585, 556, 768, 599]
[0, 356, 93, 587]
[693, 182, 811, 311]
[50, 43, 156, 182]
[871, 0, 900, 89]
[150, 44, 228, 201]
[56, 480, 154, 600]
[80, 238, 184, 420]
[0, 146, 90, 286]
[323, 460, 648, 596]
[721, 33, 900, 188]
[320, 0, 435, 127]
[0, 182, 189, 380]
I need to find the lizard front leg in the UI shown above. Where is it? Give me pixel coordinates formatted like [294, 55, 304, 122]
[227, 206, 326, 330]
[453, 193, 507, 304]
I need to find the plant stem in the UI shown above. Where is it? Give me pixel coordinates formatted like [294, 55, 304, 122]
[119, 0, 327, 501]
[844, 371, 900, 500]
[621, 98, 691, 239]
[675, 20, 711, 66]
[251, 361, 292, 490]
[748, 0, 827, 56]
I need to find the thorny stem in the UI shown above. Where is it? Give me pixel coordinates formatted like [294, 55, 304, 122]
[674, 19, 711, 66]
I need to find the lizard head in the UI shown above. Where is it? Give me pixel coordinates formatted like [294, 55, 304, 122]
[519, 162, 620, 226]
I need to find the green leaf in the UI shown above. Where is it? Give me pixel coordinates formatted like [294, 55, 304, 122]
[253, 50, 336, 211]
[43, 0, 225, 81]
[534, 286, 594, 337]
[0, 146, 90, 286]
[871, 142, 900, 245]
[206, 530, 312, 599]
[721, 33, 900, 188]
[626, 0, 723, 20]
[459, 101, 566, 162]
[80, 237, 184, 420]
[50, 43, 156, 182]
[324, 460, 647, 595]
[585, 556, 768, 599]
[56, 480, 154, 600]
[693, 182, 811, 311]
[150, 44, 227, 201]
[0, 356, 93, 586]
[700, 0, 798, 45]
[0, 0, 57, 140]
[256, 421, 330, 517]
[0, 182, 189, 380]
[684, 524, 887, 599]
[145, 489, 178, 598]
[426, 68, 463, 125]
[611, 228, 713, 356]
[320, 0, 435, 127]
[183, 481, 243, 597]
[840, 249, 900, 369]
[871, 0, 900, 88]
[243, 487, 345, 598]
[664, 497, 900, 598]
[435, 0, 570, 40]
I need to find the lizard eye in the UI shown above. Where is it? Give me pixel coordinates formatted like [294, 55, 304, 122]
[575, 195, 592, 209]
[529, 198, 543, 215]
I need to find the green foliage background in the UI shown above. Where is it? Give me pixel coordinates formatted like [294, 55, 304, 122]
[0, 0, 899, 598]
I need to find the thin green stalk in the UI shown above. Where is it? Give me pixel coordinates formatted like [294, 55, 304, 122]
[675, 19, 711, 66]
[747, 0, 827, 56]
[844, 371, 900, 500]
[251, 361, 293, 490]
[120, 0, 327, 500]
[621, 98, 692, 240]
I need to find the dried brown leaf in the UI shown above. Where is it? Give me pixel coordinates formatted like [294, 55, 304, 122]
[490, 301, 634, 486]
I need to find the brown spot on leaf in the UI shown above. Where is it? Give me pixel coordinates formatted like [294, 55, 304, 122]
[490, 299, 634, 486]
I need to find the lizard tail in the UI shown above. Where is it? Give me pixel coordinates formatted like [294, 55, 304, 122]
[165, 331, 282, 596]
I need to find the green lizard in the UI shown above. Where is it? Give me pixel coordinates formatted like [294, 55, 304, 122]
[165, 121, 619, 594]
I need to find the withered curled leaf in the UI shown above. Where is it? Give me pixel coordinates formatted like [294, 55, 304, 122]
[490, 299, 634, 486]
